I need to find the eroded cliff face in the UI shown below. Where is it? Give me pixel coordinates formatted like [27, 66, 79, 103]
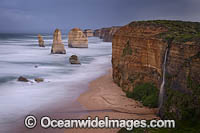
[112, 20, 200, 120]
[112, 25, 168, 91]
[94, 26, 121, 42]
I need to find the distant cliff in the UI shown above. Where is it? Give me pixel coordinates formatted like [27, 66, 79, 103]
[112, 20, 200, 121]
[94, 26, 121, 42]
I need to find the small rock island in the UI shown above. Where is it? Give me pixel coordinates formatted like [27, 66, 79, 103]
[51, 29, 66, 54]
[83, 29, 94, 37]
[68, 28, 88, 48]
[38, 34, 45, 47]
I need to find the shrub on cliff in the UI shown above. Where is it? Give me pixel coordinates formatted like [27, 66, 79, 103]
[126, 83, 159, 108]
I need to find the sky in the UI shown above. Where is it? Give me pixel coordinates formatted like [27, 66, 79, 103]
[0, 0, 200, 33]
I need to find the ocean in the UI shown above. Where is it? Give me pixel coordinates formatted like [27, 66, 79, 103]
[0, 33, 112, 132]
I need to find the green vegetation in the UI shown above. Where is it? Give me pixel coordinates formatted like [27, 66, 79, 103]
[129, 20, 200, 43]
[163, 87, 200, 121]
[122, 41, 132, 56]
[126, 83, 159, 108]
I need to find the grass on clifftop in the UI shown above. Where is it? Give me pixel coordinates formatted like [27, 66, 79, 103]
[126, 83, 159, 108]
[129, 20, 200, 43]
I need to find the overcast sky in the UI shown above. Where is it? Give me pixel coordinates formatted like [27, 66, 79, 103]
[0, 0, 200, 33]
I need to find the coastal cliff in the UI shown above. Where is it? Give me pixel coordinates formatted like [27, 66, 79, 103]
[112, 20, 200, 121]
[94, 26, 121, 42]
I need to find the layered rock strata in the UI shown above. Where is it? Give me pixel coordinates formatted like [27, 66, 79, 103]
[68, 28, 88, 48]
[38, 34, 45, 47]
[94, 26, 121, 42]
[83, 29, 94, 37]
[112, 20, 200, 121]
[51, 29, 66, 54]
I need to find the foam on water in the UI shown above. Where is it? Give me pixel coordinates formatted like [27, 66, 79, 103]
[0, 34, 111, 131]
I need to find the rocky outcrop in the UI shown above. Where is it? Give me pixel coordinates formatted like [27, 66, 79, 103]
[69, 55, 81, 64]
[34, 78, 44, 83]
[94, 29, 101, 37]
[18, 76, 29, 82]
[68, 28, 88, 48]
[94, 26, 121, 42]
[112, 20, 200, 121]
[38, 34, 45, 47]
[83, 29, 94, 37]
[51, 29, 66, 54]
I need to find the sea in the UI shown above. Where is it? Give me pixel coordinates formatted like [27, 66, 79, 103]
[0, 33, 112, 132]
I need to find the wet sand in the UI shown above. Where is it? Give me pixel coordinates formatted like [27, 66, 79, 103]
[67, 70, 159, 133]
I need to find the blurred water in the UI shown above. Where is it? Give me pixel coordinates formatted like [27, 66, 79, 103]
[0, 34, 112, 132]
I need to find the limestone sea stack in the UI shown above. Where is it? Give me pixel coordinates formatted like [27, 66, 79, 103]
[83, 29, 94, 37]
[51, 29, 66, 54]
[38, 34, 45, 47]
[68, 28, 88, 48]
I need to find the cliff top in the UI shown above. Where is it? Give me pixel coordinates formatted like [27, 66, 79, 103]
[128, 20, 200, 44]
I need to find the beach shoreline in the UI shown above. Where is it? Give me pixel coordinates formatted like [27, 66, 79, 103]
[67, 69, 159, 133]
[8, 68, 158, 133]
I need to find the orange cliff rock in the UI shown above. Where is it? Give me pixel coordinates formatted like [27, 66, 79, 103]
[51, 29, 66, 54]
[112, 20, 200, 121]
[83, 29, 94, 37]
[38, 34, 45, 47]
[68, 28, 88, 48]
[94, 26, 121, 42]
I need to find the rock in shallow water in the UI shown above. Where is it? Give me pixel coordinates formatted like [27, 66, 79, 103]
[68, 28, 88, 48]
[83, 29, 94, 37]
[34, 78, 44, 83]
[38, 34, 45, 47]
[69, 55, 81, 64]
[18, 76, 29, 82]
[51, 29, 66, 54]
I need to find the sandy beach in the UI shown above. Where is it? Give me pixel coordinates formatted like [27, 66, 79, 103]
[67, 69, 159, 133]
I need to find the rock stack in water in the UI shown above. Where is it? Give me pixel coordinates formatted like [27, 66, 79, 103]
[69, 55, 81, 64]
[51, 29, 66, 54]
[83, 29, 94, 37]
[38, 34, 45, 47]
[68, 28, 88, 48]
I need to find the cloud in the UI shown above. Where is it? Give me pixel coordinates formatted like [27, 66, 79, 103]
[0, 0, 199, 33]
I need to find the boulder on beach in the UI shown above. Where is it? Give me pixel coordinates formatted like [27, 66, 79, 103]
[34, 78, 44, 83]
[38, 34, 45, 47]
[68, 28, 88, 48]
[18, 76, 29, 82]
[69, 55, 81, 64]
[51, 29, 66, 54]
